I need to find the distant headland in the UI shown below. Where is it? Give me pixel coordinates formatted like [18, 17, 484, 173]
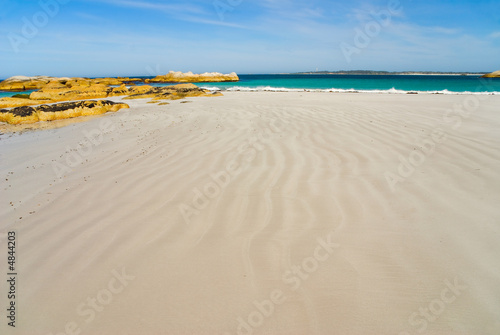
[293, 70, 489, 76]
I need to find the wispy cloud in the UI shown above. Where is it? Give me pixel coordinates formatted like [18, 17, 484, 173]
[422, 26, 461, 35]
[93, 0, 205, 15]
[84, 0, 251, 28]
[180, 16, 250, 29]
[73, 12, 106, 21]
[490, 31, 500, 39]
[256, 0, 327, 20]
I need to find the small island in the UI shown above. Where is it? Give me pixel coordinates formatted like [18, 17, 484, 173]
[481, 70, 500, 78]
[294, 70, 488, 76]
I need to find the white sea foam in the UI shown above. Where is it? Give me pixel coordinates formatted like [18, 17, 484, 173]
[217, 86, 499, 95]
[199, 86, 222, 92]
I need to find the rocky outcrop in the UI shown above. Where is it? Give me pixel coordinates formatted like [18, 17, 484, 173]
[30, 83, 114, 101]
[146, 71, 239, 83]
[0, 76, 224, 125]
[0, 100, 129, 125]
[0, 83, 221, 124]
[27, 83, 219, 103]
[0, 76, 143, 92]
[0, 97, 53, 109]
[0, 76, 63, 91]
[0, 82, 221, 110]
[481, 71, 500, 78]
[124, 83, 222, 101]
[0, 72, 237, 92]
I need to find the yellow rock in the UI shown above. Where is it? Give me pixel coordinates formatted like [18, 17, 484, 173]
[3, 82, 27, 91]
[45, 81, 68, 89]
[481, 71, 500, 78]
[0, 100, 129, 125]
[129, 85, 154, 94]
[124, 83, 221, 101]
[173, 83, 199, 89]
[0, 97, 53, 108]
[146, 71, 239, 83]
[110, 84, 130, 96]
[0, 76, 144, 92]
[1, 81, 222, 110]
[30, 84, 112, 101]
[0, 76, 62, 91]
[69, 80, 87, 87]
[0, 73, 235, 92]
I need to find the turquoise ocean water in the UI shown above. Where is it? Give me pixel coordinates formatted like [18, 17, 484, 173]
[1, 75, 499, 98]
[0, 90, 35, 99]
[199, 74, 500, 94]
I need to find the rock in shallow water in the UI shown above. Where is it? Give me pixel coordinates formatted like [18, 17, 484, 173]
[481, 70, 500, 78]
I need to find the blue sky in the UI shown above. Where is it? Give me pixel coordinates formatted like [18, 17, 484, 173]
[0, 0, 499, 77]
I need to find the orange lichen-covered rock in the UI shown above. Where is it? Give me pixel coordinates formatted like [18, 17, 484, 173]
[0, 78, 223, 122]
[29, 84, 113, 101]
[481, 71, 500, 78]
[0, 73, 236, 92]
[129, 85, 155, 95]
[124, 83, 221, 100]
[146, 71, 239, 83]
[64, 79, 91, 87]
[1, 76, 65, 91]
[0, 100, 129, 125]
[110, 84, 130, 96]
[44, 81, 68, 89]
[0, 81, 27, 91]
[0, 97, 53, 108]
[0, 76, 145, 92]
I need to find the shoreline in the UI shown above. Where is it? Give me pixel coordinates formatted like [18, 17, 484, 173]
[1, 90, 499, 134]
[1, 91, 499, 334]
[206, 87, 500, 94]
[2, 86, 499, 100]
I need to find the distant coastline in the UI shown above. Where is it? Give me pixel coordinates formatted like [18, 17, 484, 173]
[292, 71, 487, 76]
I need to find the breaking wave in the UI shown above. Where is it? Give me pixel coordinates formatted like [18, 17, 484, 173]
[204, 86, 499, 95]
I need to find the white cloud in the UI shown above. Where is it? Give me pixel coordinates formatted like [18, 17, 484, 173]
[490, 31, 500, 39]
[73, 12, 105, 21]
[91, 0, 205, 15]
[424, 26, 460, 35]
[180, 16, 250, 29]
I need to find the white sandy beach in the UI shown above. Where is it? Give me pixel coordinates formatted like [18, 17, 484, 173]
[1, 92, 500, 334]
